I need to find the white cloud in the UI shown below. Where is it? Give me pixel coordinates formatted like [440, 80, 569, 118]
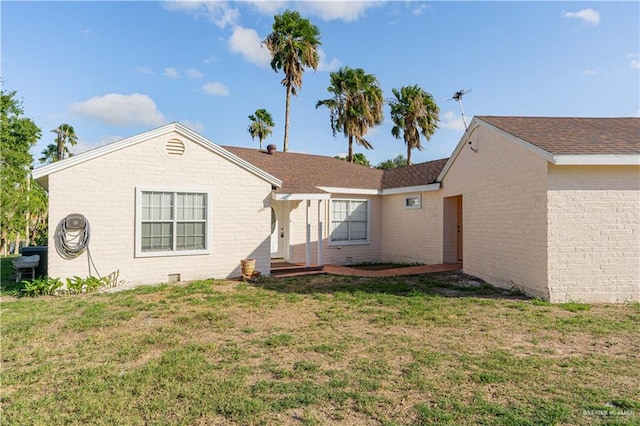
[202, 82, 229, 96]
[229, 26, 271, 67]
[317, 48, 340, 72]
[179, 119, 205, 133]
[564, 8, 600, 26]
[631, 60, 640, 70]
[164, 1, 239, 28]
[71, 93, 165, 127]
[186, 68, 203, 79]
[164, 67, 180, 79]
[439, 111, 466, 131]
[585, 69, 598, 75]
[299, 1, 380, 22]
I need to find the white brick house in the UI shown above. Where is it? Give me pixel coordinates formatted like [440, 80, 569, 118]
[33, 123, 281, 284]
[434, 117, 639, 303]
[33, 117, 639, 302]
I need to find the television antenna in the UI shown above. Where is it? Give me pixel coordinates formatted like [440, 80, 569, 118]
[449, 89, 472, 130]
[448, 89, 476, 152]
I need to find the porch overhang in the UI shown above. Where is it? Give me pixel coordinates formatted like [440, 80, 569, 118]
[272, 192, 331, 201]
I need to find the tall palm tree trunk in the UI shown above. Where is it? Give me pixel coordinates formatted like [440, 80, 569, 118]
[56, 134, 64, 162]
[348, 135, 354, 163]
[407, 144, 412, 165]
[284, 85, 292, 152]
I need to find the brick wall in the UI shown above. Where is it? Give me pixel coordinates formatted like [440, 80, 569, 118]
[441, 126, 550, 297]
[47, 131, 273, 285]
[547, 165, 640, 302]
[380, 192, 442, 265]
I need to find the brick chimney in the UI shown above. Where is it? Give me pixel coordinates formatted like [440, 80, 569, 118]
[267, 144, 277, 155]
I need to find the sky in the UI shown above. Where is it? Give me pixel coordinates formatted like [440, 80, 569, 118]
[2, 1, 639, 167]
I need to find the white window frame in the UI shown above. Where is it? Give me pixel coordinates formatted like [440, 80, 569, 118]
[404, 194, 422, 210]
[328, 198, 371, 246]
[135, 187, 211, 257]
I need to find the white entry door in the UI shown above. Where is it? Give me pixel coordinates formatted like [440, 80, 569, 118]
[270, 202, 287, 259]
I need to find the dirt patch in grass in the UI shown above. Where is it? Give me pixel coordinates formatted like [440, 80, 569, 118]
[2, 274, 639, 425]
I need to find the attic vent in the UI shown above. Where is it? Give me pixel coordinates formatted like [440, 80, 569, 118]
[166, 139, 185, 156]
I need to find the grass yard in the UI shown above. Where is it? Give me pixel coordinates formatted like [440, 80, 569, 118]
[1, 272, 639, 425]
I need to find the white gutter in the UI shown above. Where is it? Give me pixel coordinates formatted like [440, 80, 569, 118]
[273, 192, 331, 201]
[553, 154, 640, 166]
[316, 187, 380, 195]
[381, 183, 440, 195]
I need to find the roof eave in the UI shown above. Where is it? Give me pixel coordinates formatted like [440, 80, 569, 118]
[315, 186, 381, 195]
[273, 192, 331, 201]
[381, 183, 441, 195]
[552, 154, 640, 166]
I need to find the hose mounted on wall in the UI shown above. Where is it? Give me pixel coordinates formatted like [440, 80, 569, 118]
[55, 213, 101, 277]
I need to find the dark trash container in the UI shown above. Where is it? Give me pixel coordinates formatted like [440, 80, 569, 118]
[20, 246, 48, 278]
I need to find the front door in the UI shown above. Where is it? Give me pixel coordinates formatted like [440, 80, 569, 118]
[443, 195, 463, 264]
[270, 202, 287, 259]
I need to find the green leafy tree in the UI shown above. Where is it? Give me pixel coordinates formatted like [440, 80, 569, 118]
[316, 66, 384, 163]
[50, 123, 78, 162]
[0, 89, 43, 254]
[388, 85, 439, 165]
[334, 152, 371, 167]
[376, 155, 408, 170]
[247, 109, 275, 150]
[264, 10, 321, 152]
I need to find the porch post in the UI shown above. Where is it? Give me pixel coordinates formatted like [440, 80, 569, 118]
[317, 200, 323, 266]
[305, 200, 311, 267]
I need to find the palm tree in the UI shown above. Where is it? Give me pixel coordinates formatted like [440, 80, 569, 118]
[247, 109, 275, 150]
[316, 66, 384, 163]
[51, 123, 78, 162]
[388, 85, 439, 165]
[39, 144, 58, 164]
[263, 10, 321, 152]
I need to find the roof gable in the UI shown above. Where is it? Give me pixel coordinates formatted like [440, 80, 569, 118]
[32, 123, 282, 188]
[477, 116, 640, 156]
[439, 116, 640, 182]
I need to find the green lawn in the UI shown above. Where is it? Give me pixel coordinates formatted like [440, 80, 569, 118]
[1, 272, 638, 425]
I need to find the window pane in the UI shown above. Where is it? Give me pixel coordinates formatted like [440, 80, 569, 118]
[140, 190, 207, 253]
[350, 221, 367, 240]
[350, 201, 367, 220]
[330, 200, 368, 242]
[177, 221, 206, 250]
[332, 200, 348, 221]
[331, 221, 349, 241]
[141, 222, 173, 252]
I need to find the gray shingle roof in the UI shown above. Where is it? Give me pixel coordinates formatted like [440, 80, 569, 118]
[223, 146, 384, 193]
[381, 158, 448, 189]
[477, 116, 640, 155]
[223, 146, 448, 194]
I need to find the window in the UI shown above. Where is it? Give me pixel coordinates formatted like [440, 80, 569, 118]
[136, 189, 209, 256]
[404, 195, 421, 209]
[330, 199, 369, 244]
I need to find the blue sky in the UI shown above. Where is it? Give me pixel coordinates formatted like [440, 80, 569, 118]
[3, 1, 639, 167]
